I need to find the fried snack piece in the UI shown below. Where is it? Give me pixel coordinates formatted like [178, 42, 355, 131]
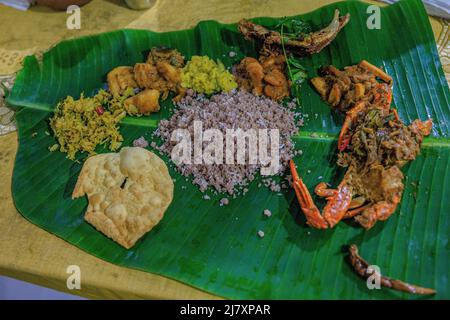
[72, 147, 174, 249]
[107, 66, 138, 97]
[124, 89, 161, 115]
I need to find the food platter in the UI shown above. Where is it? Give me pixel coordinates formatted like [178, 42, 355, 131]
[6, 0, 449, 299]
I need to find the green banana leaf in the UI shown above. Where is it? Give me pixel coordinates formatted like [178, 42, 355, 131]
[7, 0, 450, 299]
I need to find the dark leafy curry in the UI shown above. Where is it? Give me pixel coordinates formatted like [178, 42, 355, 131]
[338, 108, 431, 170]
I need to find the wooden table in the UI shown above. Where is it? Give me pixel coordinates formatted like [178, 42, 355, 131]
[0, 0, 448, 299]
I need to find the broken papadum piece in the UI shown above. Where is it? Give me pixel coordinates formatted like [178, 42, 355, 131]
[72, 147, 174, 249]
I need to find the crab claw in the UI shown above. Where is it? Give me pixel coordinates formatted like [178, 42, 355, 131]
[290, 160, 353, 229]
[322, 181, 352, 228]
[290, 160, 328, 229]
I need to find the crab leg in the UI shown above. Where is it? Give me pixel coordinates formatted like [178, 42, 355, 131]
[354, 195, 401, 229]
[290, 160, 328, 229]
[359, 60, 393, 86]
[372, 83, 392, 112]
[338, 100, 367, 151]
[391, 108, 400, 121]
[314, 182, 335, 197]
[348, 196, 366, 209]
[343, 203, 371, 219]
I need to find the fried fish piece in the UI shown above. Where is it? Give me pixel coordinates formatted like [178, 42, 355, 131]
[124, 89, 161, 115]
[238, 9, 350, 56]
[107, 66, 138, 97]
[72, 147, 174, 249]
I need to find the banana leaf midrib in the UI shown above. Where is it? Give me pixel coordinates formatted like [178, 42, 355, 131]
[9, 102, 450, 148]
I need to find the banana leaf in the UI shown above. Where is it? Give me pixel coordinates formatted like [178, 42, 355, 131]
[7, 0, 450, 299]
